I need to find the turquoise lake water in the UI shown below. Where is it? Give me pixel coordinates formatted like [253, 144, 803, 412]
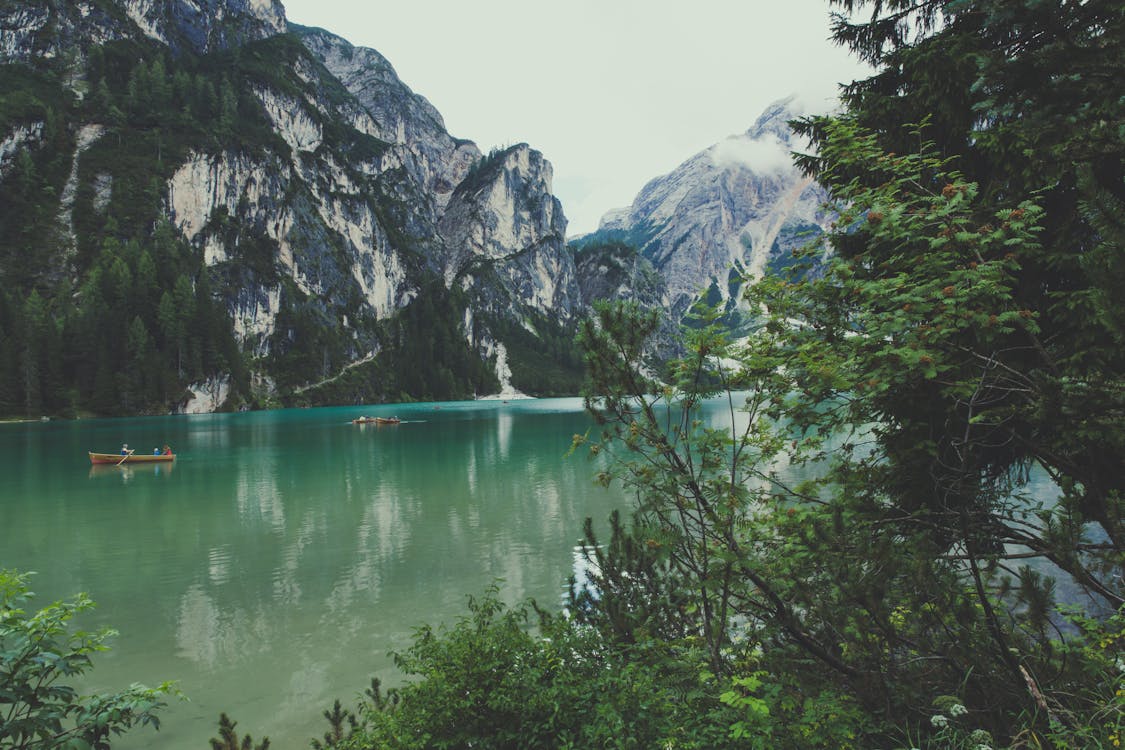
[0, 398, 631, 749]
[0, 394, 1069, 748]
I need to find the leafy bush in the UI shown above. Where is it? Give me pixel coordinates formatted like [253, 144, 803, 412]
[0, 569, 175, 749]
[336, 586, 737, 750]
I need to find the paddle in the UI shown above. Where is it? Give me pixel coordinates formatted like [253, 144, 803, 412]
[115, 449, 135, 466]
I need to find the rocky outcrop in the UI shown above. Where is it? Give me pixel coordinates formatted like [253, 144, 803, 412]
[574, 241, 666, 309]
[0, 0, 285, 63]
[122, 0, 286, 54]
[0, 122, 43, 175]
[296, 25, 479, 216]
[438, 144, 577, 322]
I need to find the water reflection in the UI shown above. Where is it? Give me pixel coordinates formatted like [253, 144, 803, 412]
[496, 409, 513, 460]
[234, 459, 285, 534]
[88, 462, 175, 480]
[208, 545, 233, 585]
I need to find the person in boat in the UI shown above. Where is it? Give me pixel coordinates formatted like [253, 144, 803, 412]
[162, 445, 172, 455]
[120, 443, 130, 455]
[154, 447, 161, 455]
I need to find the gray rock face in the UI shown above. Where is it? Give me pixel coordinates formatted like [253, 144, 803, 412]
[296, 25, 479, 215]
[439, 144, 577, 323]
[574, 242, 665, 309]
[291, 26, 579, 348]
[122, 0, 286, 53]
[0, 0, 285, 61]
[597, 96, 830, 319]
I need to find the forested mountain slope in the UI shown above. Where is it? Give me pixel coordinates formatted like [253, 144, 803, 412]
[0, 0, 581, 416]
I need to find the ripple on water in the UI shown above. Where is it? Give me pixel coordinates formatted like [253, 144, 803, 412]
[207, 545, 232, 585]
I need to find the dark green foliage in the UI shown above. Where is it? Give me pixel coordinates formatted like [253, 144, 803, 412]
[567, 509, 695, 645]
[791, 0, 1124, 609]
[0, 215, 244, 416]
[0, 569, 174, 749]
[290, 282, 499, 405]
[455, 145, 520, 195]
[570, 238, 647, 285]
[309, 679, 393, 749]
[385, 284, 500, 401]
[0, 66, 75, 292]
[0, 66, 74, 148]
[338, 586, 736, 750]
[483, 311, 584, 396]
[568, 218, 664, 259]
[571, 296, 1123, 746]
[320, 120, 390, 164]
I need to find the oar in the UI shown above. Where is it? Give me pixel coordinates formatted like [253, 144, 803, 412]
[115, 449, 135, 467]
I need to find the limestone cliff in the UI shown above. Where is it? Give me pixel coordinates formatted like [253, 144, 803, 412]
[0, 0, 286, 61]
[439, 144, 576, 323]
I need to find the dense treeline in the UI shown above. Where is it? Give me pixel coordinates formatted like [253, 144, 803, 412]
[482, 310, 584, 396]
[0, 220, 245, 416]
[292, 282, 502, 405]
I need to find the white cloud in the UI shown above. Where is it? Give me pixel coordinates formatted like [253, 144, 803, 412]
[710, 133, 795, 175]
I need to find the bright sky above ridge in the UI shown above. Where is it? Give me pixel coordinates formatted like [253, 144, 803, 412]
[280, 0, 871, 236]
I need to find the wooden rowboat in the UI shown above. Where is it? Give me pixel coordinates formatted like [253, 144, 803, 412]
[89, 452, 176, 465]
[352, 416, 400, 425]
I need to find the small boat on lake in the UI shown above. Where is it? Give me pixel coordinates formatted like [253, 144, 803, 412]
[352, 416, 400, 425]
[89, 451, 176, 465]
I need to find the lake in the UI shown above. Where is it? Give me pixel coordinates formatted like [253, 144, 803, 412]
[0, 395, 1070, 748]
[0, 398, 632, 749]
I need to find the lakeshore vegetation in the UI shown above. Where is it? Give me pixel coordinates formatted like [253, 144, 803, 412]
[1, 0, 1121, 748]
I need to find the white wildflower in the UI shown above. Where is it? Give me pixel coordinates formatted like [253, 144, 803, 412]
[949, 703, 968, 717]
[969, 728, 994, 749]
[930, 714, 949, 728]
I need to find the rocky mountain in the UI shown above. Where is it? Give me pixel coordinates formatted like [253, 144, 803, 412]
[1, 0, 288, 59]
[0, 0, 583, 416]
[589, 97, 831, 324]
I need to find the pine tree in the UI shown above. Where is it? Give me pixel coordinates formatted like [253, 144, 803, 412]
[209, 713, 269, 750]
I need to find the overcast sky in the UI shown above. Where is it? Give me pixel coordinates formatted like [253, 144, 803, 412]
[279, 0, 871, 235]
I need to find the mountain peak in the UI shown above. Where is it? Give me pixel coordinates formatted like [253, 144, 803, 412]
[591, 96, 829, 320]
[745, 94, 806, 142]
[124, 0, 287, 53]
